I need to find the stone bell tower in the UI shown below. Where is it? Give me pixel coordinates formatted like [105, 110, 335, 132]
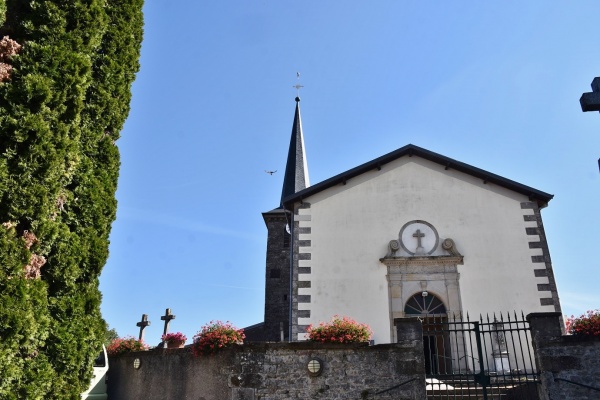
[261, 97, 309, 342]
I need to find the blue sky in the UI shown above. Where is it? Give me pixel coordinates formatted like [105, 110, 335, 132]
[100, 1, 600, 345]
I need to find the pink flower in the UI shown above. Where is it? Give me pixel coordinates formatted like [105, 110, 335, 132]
[192, 321, 244, 357]
[162, 332, 187, 344]
[307, 316, 372, 343]
[565, 310, 600, 336]
[107, 337, 148, 356]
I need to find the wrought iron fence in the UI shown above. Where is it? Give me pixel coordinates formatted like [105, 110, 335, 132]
[422, 312, 540, 400]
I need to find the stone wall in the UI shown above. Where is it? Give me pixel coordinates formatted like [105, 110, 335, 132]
[528, 312, 600, 400]
[108, 319, 425, 400]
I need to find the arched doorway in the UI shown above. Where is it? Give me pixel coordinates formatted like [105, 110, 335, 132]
[405, 293, 451, 374]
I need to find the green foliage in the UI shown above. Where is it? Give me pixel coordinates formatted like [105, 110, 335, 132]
[0, 1, 143, 398]
[0, 225, 53, 398]
[0, 1, 5, 28]
[105, 326, 119, 346]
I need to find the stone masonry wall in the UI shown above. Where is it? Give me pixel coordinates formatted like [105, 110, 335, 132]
[108, 319, 425, 400]
[528, 312, 600, 400]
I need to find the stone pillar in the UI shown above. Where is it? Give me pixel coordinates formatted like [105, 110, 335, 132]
[394, 318, 426, 399]
[527, 312, 562, 348]
[389, 281, 403, 318]
[527, 312, 600, 399]
[445, 279, 462, 316]
[526, 312, 563, 400]
[395, 318, 423, 343]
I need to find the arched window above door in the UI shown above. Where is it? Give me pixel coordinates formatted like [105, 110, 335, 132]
[404, 293, 447, 315]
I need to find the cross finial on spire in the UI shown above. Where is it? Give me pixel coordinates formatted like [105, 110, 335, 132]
[293, 72, 303, 99]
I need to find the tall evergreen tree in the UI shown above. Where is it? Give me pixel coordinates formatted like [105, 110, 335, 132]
[0, 1, 143, 398]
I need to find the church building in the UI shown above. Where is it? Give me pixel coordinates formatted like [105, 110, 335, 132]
[245, 97, 562, 345]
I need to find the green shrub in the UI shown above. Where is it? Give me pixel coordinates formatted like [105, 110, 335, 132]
[0, 1, 143, 398]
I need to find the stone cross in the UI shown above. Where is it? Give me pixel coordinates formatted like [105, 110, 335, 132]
[161, 308, 176, 337]
[136, 314, 151, 341]
[413, 229, 425, 255]
[412, 229, 425, 248]
[579, 77, 600, 172]
[580, 77, 600, 112]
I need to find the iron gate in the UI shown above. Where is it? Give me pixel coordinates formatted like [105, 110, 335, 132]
[422, 312, 540, 400]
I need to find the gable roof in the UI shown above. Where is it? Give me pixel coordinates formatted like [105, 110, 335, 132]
[282, 144, 553, 208]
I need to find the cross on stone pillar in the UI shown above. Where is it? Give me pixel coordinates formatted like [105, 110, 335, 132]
[136, 314, 151, 341]
[580, 77, 600, 112]
[161, 308, 176, 337]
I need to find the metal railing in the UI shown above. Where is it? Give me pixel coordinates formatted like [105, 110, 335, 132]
[421, 311, 540, 400]
[373, 378, 420, 396]
[554, 377, 600, 392]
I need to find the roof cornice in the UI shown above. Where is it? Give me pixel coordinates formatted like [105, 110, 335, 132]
[282, 144, 553, 208]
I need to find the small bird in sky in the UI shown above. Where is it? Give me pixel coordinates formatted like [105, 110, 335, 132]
[265, 170, 277, 175]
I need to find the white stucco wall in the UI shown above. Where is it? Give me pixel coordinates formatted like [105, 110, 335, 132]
[295, 156, 555, 344]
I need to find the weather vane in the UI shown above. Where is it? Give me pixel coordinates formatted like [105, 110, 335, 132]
[293, 72, 304, 97]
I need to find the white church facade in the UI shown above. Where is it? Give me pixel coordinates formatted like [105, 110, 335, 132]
[245, 97, 561, 345]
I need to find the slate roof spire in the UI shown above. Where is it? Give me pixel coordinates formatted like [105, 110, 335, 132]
[281, 96, 310, 205]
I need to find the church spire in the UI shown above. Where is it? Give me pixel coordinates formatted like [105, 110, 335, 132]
[280, 96, 310, 206]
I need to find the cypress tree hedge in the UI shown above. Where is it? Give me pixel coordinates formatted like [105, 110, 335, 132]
[0, 1, 143, 398]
